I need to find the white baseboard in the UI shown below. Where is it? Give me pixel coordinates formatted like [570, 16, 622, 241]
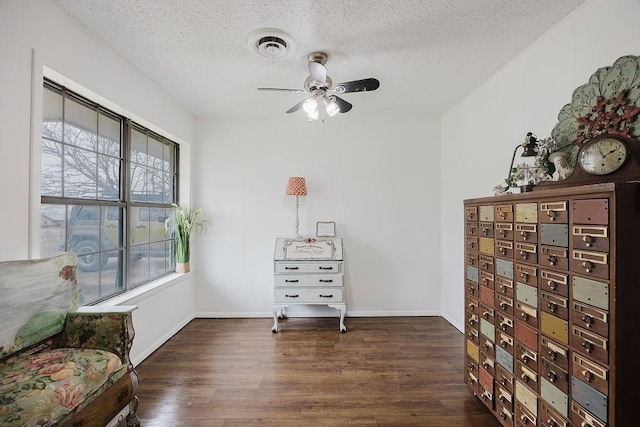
[131, 313, 194, 367]
[441, 312, 464, 333]
[194, 310, 441, 318]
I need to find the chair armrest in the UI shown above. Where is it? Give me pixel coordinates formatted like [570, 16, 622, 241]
[61, 305, 137, 366]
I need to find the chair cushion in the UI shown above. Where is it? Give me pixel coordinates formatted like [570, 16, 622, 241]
[0, 347, 125, 426]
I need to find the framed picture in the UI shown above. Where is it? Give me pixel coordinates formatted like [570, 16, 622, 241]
[316, 221, 336, 237]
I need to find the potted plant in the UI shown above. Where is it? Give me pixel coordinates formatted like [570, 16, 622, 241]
[166, 204, 210, 273]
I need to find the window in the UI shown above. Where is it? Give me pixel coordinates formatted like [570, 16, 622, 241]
[40, 80, 178, 304]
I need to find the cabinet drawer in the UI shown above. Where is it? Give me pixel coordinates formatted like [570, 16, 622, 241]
[480, 286, 495, 307]
[540, 224, 568, 247]
[496, 204, 514, 222]
[467, 339, 480, 362]
[515, 322, 537, 351]
[275, 262, 341, 273]
[571, 199, 609, 225]
[481, 353, 496, 377]
[540, 291, 569, 321]
[515, 380, 538, 418]
[466, 370, 479, 394]
[481, 336, 496, 358]
[515, 203, 538, 223]
[496, 276, 514, 298]
[571, 376, 608, 424]
[467, 251, 479, 267]
[572, 276, 609, 310]
[466, 221, 479, 236]
[540, 270, 569, 297]
[540, 357, 569, 394]
[515, 223, 537, 243]
[466, 281, 479, 297]
[466, 354, 479, 376]
[515, 264, 537, 286]
[467, 265, 479, 283]
[540, 399, 569, 427]
[539, 201, 568, 223]
[467, 310, 479, 328]
[515, 301, 538, 329]
[540, 336, 569, 371]
[515, 242, 537, 264]
[572, 250, 609, 280]
[480, 221, 494, 237]
[466, 295, 479, 313]
[496, 385, 514, 413]
[274, 287, 343, 304]
[572, 353, 608, 396]
[516, 361, 538, 393]
[540, 246, 568, 271]
[497, 331, 515, 355]
[540, 378, 568, 418]
[541, 312, 568, 345]
[467, 326, 479, 345]
[572, 301, 608, 338]
[516, 283, 538, 308]
[480, 366, 494, 390]
[496, 294, 514, 316]
[479, 381, 494, 411]
[480, 271, 495, 289]
[496, 345, 515, 374]
[497, 362, 515, 393]
[496, 222, 514, 240]
[496, 240, 514, 259]
[481, 318, 496, 342]
[467, 236, 479, 251]
[480, 237, 495, 255]
[515, 341, 538, 371]
[479, 255, 495, 273]
[480, 205, 495, 222]
[570, 401, 606, 427]
[496, 258, 514, 280]
[496, 397, 515, 427]
[570, 325, 608, 365]
[465, 206, 479, 221]
[572, 225, 609, 252]
[515, 400, 537, 426]
[480, 303, 495, 325]
[497, 313, 514, 336]
[274, 274, 343, 287]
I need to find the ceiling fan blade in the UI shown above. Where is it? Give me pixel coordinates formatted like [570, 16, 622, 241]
[332, 96, 353, 113]
[258, 87, 306, 93]
[308, 61, 327, 85]
[286, 99, 307, 114]
[334, 78, 380, 94]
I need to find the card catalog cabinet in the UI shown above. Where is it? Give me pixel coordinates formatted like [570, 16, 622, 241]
[464, 183, 640, 427]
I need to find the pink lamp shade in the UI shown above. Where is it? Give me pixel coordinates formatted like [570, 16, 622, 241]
[285, 177, 307, 196]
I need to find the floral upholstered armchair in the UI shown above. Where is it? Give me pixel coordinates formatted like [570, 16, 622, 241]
[0, 253, 140, 427]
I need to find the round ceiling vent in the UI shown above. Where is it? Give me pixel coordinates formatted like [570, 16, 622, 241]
[248, 28, 295, 60]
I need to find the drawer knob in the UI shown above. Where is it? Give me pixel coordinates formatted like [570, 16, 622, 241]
[521, 415, 530, 424]
[548, 255, 557, 265]
[548, 419, 557, 427]
[483, 311, 490, 319]
[500, 412, 508, 420]
[501, 323, 508, 331]
[548, 350, 557, 360]
[483, 343, 490, 351]
[520, 251, 529, 259]
[468, 257, 474, 264]
[521, 272, 528, 280]
[500, 284, 507, 292]
[500, 230, 507, 237]
[583, 261, 594, 273]
[520, 231, 528, 239]
[482, 229, 488, 235]
[582, 315, 594, 326]
[547, 210, 556, 220]
[483, 362, 490, 370]
[547, 280, 557, 290]
[500, 377, 507, 385]
[583, 235, 594, 247]
[468, 213, 473, 219]
[582, 370, 594, 382]
[521, 374, 530, 383]
[468, 287, 475, 294]
[547, 371, 557, 383]
[500, 247, 506, 255]
[582, 341, 594, 353]
[482, 278, 489, 285]
[468, 363, 475, 370]
[521, 354, 530, 363]
[581, 421, 593, 427]
[521, 312, 529, 321]
[500, 303, 508, 311]
[469, 319, 476, 326]
[501, 340, 508, 348]
[482, 262, 488, 269]
[547, 302, 557, 313]
[500, 212, 507, 219]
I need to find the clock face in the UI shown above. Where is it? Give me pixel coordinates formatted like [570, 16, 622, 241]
[578, 137, 629, 175]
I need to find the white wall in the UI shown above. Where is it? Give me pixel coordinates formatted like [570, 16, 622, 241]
[440, 0, 640, 331]
[0, 0, 197, 365]
[193, 115, 441, 318]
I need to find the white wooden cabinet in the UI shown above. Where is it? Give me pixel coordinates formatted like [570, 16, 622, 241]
[272, 238, 346, 332]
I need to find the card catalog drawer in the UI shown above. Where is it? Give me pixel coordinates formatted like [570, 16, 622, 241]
[480, 366, 494, 392]
[515, 264, 537, 286]
[479, 205, 495, 222]
[572, 301, 608, 338]
[515, 223, 537, 243]
[496, 294, 514, 316]
[572, 353, 608, 396]
[540, 246, 568, 270]
[515, 400, 537, 426]
[467, 281, 479, 297]
[466, 221, 479, 236]
[467, 251, 479, 267]
[481, 353, 496, 377]
[467, 265, 479, 283]
[516, 301, 538, 329]
[496, 240, 514, 259]
[466, 295, 479, 313]
[571, 199, 609, 225]
[572, 250, 609, 280]
[466, 310, 479, 328]
[515, 203, 538, 223]
[275, 262, 342, 274]
[496, 276, 514, 298]
[515, 322, 537, 351]
[516, 341, 538, 371]
[467, 339, 480, 363]
[496, 258, 514, 279]
[540, 399, 569, 427]
[496, 345, 515, 374]
[467, 326, 479, 345]
[466, 354, 479, 376]
[481, 318, 496, 343]
[274, 274, 343, 287]
[515, 242, 537, 264]
[571, 376, 608, 424]
[498, 331, 515, 355]
[540, 378, 568, 417]
[480, 237, 495, 255]
[480, 254, 495, 273]
[516, 361, 538, 393]
[480, 302, 495, 325]
[274, 287, 343, 304]
[572, 276, 609, 310]
[572, 225, 609, 252]
[516, 283, 538, 308]
[496, 222, 514, 240]
[515, 380, 538, 418]
[466, 236, 479, 251]
[540, 291, 569, 321]
[465, 206, 479, 221]
[540, 224, 569, 247]
[497, 362, 515, 393]
[541, 312, 569, 345]
[480, 221, 494, 237]
[540, 357, 569, 394]
[496, 204, 514, 222]
[480, 271, 495, 289]
[540, 270, 569, 297]
[497, 385, 514, 412]
[496, 396, 515, 427]
[570, 401, 606, 427]
[539, 201, 568, 223]
[466, 370, 479, 394]
[479, 381, 494, 411]
[571, 325, 608, 365]
[480, 286, 495, 307]
[497, 313, 515, 336]
[540, 336, 569, 371]
[481, 336, 496, 358]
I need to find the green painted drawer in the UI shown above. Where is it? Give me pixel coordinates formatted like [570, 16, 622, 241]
[479, 205, 495, 222]
[573, 276, 609, 310]
[515, 379, 538, 417]
[480, 318, 495, 342]
[515, 203, 538, 223]
[541, 378, 568, 417]
[496, 258, 514, 280]
[516, 283, 538, 308]
[541, 223, 569, 247]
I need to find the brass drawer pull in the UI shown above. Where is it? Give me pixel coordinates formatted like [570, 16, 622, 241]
[547, 371, 557, 383]
[483, 311, 491, 319]
[547, 302, 557, 313]
[521, 272, 528, 280]
[501, 340, 509, 348]
[582, 261, 594, 272]
[547, 210, 556, 220]
[521, 312, 529, 321]
[469, 319, 476, 326]
[582, 315, 593, 326]
[583, 235, 594, 247]
[500, 247, 506, 255]
[521, 415, 530, 424]
[547, 280, 557, 290]
[520, 231, 528, 239]
[548, 255, 557, 265]
[521, 354, 530, 363]
[520, 251, 529, 259]
[483, 362, 490, 370]
[548, 350, 557, 360]
[582, 370, 594, 382]
[582, 341, 594, 353]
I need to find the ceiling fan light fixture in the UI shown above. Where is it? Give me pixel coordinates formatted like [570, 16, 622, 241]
[307, 110, 320, 121]
[324, 97, 340, 117]
[303, 97, 318, 114]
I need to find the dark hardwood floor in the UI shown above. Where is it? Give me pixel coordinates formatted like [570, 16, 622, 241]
[134, 317, 499, 426]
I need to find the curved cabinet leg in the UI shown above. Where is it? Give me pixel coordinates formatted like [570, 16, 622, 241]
[328, 304, 347, 332]
[272, 306, 279, 333]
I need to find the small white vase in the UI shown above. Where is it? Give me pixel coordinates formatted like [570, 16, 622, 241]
[176, 262, 190, 273]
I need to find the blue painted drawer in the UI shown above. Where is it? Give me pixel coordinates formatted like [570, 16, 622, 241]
[572, 376, 607, 423]
[496, 345, 514, 374]
[496, 258, 514, 280]
[467, 265, 479, 283]
[541, 223, 569, 247]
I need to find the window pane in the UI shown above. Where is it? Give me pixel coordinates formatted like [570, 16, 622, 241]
[130, 164, 147, 201]
[43, 88, 63, 142]
[163, 172, 173, 203]
[40, 204, 66, 258]
[64, 147, 97, 199]
[131, 207, 150, 245]
[131, 249, 150, 285]
[148, 135, 164, 169]
[97, 154, 120, 199]
[149, 208, 168, 244]
[131, 128, 148, 166]
[64, 98, 97, 150]
[41, 140, 63, 197]
[98, 113, 120, 155]
[100, 206, 122, 251]
[149, 242, 168, 277]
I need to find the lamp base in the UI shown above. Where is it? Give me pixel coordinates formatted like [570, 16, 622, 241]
[519, 184, 535, 193]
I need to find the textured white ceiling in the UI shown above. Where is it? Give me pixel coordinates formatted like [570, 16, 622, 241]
[51, 0, 587, 119]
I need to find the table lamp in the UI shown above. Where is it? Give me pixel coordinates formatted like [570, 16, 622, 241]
[286, 177, 307, 238]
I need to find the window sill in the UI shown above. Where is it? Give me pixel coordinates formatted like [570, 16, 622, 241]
[97, 272, 192, 306]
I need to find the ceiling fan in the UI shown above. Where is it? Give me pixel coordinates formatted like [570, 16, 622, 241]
[258, 51, 380, 121]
